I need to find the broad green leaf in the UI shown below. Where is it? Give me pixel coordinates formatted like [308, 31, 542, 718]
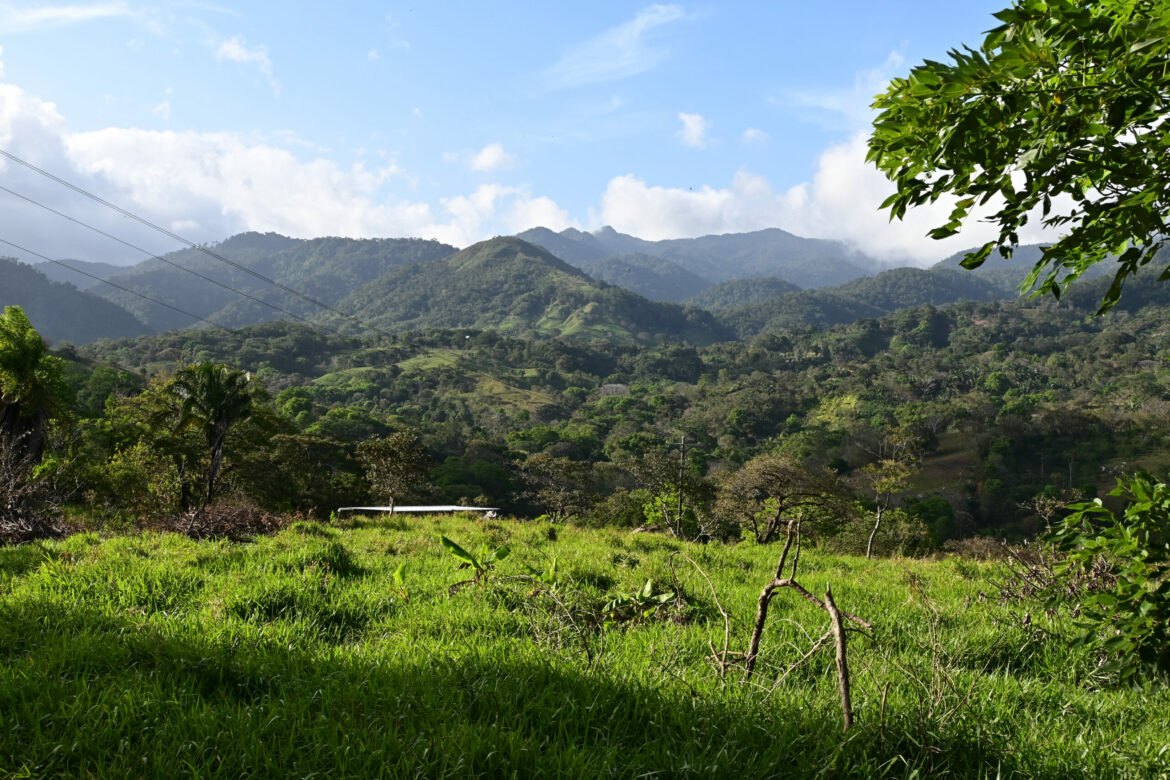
[439, 535, 481, 570]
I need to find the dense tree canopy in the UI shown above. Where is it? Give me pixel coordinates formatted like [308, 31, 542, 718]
[869, 0, 1170, 310]
[0, 306, 68, 464]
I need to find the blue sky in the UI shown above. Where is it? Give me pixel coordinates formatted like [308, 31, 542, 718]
[0, 1, 1024, 265]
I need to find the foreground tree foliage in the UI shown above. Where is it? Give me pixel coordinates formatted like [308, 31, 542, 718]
[1051, 473, 1170, 682]
[0, 306, 68, 465]
[869, 0, 1170, 310]
[0, 306, 69, 540]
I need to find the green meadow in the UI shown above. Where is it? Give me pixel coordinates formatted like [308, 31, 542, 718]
[1, 515, 1166, 779]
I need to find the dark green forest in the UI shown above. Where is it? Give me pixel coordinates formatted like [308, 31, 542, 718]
[12, 269, 1157, 551]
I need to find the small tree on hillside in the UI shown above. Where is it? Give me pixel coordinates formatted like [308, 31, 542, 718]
[516, 453, 595, 522]
[855, 426, 922, 558]
[619, 445, 713, 539]
[715, 453, 851, 544]
[357, 430, 433, 512]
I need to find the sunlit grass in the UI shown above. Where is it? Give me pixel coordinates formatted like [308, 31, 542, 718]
[0, 516, 1166, 778]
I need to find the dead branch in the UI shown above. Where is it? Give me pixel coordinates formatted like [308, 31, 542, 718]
[824, 586, 853, 732]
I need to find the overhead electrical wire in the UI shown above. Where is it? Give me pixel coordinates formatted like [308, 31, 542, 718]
[0, 237, 228, 331]
[0, 148, 559, 404]
[0, 146, 393, 338]
[0, 184, 342, 335]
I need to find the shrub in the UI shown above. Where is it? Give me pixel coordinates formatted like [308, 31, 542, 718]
[151, 501, 289, 541]
[1051, 473, 1170, 683]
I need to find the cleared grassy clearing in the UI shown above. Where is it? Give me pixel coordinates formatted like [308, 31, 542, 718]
[0, 516, 1166, 778]
[395, 350, 460, 372]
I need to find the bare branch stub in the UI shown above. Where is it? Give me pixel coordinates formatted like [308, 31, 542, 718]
[825, 585, 853, 733]
[742, 515, 870, 734]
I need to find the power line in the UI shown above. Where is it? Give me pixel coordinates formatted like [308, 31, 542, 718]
[0, 146, 393, 337]
[0, 149, 558, 404]
[0, 237, 227, 331]
[0, 184, 341, 335]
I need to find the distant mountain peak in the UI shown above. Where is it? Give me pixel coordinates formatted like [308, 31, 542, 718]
[456, 236, 588, 276]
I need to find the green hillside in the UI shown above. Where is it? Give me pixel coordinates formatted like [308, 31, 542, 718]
[720, 267, 1005, 336]
[687, 276, 801, 310]
[0, 258, 149, 344]
[1, 518, 1163, 778]
[96, 233, 456, 331]
[33, 258, 127, 291]
[325, 237, 731, 344]
[574, 253, 711, 302]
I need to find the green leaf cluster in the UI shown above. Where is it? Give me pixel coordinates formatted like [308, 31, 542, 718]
[869, 0, 1170, 311]
[1052, 472, 1170, 682]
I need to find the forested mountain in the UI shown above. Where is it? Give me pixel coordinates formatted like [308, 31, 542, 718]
[718, 267, 1006, 337]
[514, 227, 611, 264]
[518, 225, 884, 288]
[33, 258, 126, 290]
[573, 253, 711, 302]
[686, 276, 802, 310]
[933, 244, 1139, 304]
[323, 237, 731, 344]
[94, 233, 457, 331]
[9, 227, 1092, 348]
[0, 258, 150, 344]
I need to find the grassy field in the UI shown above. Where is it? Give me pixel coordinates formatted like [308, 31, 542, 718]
[1, 515, 1166, 778]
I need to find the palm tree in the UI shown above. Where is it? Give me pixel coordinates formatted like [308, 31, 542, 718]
[0, 306, 68, 466]
[171, 362, 255, 507]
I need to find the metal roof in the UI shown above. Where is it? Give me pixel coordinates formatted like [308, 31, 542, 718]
[337, 505, 498, 513]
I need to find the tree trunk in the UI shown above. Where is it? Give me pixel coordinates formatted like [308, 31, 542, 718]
[173, 454, 190, 512]
[744, 580, 778, 679]
[865, 503, 885, 559]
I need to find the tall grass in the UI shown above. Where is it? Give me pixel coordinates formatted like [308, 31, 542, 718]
[0, 516, 1166, 778]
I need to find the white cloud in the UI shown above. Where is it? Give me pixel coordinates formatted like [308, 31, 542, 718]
[542, 4, 690, 88]
[367, 49, 379, 61]
[151, 99, 170, 120]
[741, 127, 768, 144]
[470, 142, 515, 173]
[598, 131, 1058, 263]
[505, 195, 574, 234]
[214, 34, 279, 95]
[0, 80, 577, 262]
[598, 170, 804, 242]
[677, 112, 709, 148]
[0, 2, 131, 31]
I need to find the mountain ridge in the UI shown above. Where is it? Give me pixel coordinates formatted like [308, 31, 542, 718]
[323, 237, 732, 344]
